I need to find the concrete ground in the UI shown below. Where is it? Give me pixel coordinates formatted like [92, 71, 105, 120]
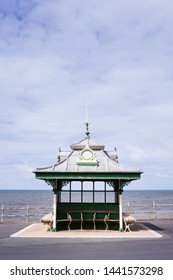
[10, 221, 162, 238]
[0, 220, 173, 259]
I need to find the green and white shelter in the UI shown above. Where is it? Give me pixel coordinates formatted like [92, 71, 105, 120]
[33, 124, 142, 232]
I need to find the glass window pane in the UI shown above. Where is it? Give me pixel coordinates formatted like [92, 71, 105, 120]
[105, 183, 114, 191]
[94, 191, 105, 203]
[94, 182, 105, 190]
[83, 191, 93, 202]
[71, 181, 81, 191]
[62, 184, 70, 191]
[71, 192, 81, 202]
[106, 192, 115, 203]
[61, 192, 70, 202]
[83, 181, 93, 191]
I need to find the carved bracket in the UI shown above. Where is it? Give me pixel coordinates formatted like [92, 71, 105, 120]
[44, 179, 70, 193]
[106, 179, 131, 193]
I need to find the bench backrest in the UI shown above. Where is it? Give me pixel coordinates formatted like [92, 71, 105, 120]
[57, 202, 118, 211]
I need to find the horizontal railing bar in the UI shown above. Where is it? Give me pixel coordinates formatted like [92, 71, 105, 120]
[1, 203, 173, 223]
[126, 205, 173, 207]
[0, 207, 52, 210]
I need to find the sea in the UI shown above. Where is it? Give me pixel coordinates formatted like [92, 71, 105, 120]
[0, 190, 173, 222]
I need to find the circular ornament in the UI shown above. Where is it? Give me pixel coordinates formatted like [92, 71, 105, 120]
[81, 150, 93, 160]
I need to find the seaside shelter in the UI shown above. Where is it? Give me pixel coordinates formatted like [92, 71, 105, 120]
[33, 124, 142, 232]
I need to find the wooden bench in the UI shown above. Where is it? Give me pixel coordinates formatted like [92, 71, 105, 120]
[104, 212, 119, 230]
[41, 210, 120, 231]
[57, 213, 72, 231]
[57, 210, 119, 231]
[41, 212, 71, 231]
[123, 215, 136, 232]
[82, 212, 96, 230]
[41, 212, 53, 231]
[58, 210, 95, 230]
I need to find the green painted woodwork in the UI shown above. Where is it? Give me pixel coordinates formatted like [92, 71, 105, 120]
[56, 203, 119, 230]
[57, 202, 119, 212]
[35, 171, 141, 180]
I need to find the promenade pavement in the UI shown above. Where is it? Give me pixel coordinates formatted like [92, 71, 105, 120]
[0, 220, 173, 259]
[9, 221, 162, 238]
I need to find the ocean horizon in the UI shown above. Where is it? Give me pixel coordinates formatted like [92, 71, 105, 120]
[0, 189, 173, 222]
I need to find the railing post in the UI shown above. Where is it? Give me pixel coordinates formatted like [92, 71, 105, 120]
[127, 201, 131, 215]
[152, 201, 156, 220]
[26, 204, 29, 222]
[1, 205, 4, 223]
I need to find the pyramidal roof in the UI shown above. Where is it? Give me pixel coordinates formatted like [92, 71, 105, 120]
[35, 135, 141, 174]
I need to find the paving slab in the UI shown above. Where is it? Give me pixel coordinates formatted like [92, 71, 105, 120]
[10, 222, 162, 238]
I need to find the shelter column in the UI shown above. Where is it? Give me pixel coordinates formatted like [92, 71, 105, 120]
[118, 179, 124, 232]
[52, 180, 57, 232]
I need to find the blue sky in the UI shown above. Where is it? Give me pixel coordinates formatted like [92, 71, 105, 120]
[0, 0, 173, 190]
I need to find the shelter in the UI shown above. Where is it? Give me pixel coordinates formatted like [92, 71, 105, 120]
[33, 123, 142, 232]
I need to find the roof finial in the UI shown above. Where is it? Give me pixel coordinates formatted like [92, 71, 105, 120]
[115, 147, 119, 163]
[85, 121, 90, 139]
[85, 103, 90, 139]
[57, 147, 61, 162]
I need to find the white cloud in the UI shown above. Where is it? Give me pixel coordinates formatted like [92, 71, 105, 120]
[0, 0, 173, 190]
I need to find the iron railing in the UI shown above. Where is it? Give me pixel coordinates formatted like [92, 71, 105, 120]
[0, 202, 173, 223]
[0, 205, 52, 223]
[123, 201, 173, 220]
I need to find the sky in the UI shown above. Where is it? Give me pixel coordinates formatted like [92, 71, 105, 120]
[0, 0, 173, 190]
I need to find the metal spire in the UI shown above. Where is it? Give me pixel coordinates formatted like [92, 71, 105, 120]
[85, 103, 90, 139]
[85, 121, 90, 139]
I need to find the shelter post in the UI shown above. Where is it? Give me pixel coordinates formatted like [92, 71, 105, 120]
[52, 180, 57, 232]
[118, 179, 123, 232]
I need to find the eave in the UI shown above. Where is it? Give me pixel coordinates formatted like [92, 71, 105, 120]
[33, 171, 142, 181]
